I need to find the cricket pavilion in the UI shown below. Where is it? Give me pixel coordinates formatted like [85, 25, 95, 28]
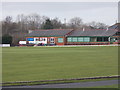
[26, 28, 119, 46]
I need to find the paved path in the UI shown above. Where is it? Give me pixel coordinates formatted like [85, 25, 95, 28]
[3, 80, 119, 88]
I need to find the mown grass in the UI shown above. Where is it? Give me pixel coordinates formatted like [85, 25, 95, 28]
[2, 78, 118, 87]
[90, 84, 119, 88]
[2, 46, 118, 83]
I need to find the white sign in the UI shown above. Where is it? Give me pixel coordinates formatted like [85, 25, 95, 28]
[29, 41, 34, 44]
[19, 41, 26, 44]
[28, 37, 48, 44]
[0, 44, 10, 47]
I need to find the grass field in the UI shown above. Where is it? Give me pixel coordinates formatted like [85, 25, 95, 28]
[90, 84, 119, 88]
[2, 46, 118, 82]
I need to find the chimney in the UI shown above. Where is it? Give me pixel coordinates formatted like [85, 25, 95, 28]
[106, 27, 109, 31]
[83, 28, 85, 31]
[28, 30, 33, 33]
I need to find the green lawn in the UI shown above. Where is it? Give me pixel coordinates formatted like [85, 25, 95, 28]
[90, 84, 119, 88]
[2, 46, 118, 82]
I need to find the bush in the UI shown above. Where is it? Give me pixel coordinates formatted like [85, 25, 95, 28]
[2, 34, 12, 44]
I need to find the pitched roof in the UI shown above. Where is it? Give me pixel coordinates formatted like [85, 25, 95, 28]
[27, 29, 73, 37]
[67, 29, 117, 36]
[27, 29, 117, 37]
[109, 23, 120, 31]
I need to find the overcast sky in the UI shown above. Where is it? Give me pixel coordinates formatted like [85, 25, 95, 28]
[1, 2, 118, 26]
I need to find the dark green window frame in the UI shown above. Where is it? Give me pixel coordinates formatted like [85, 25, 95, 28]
[97, 37, 109, 42]
[72, 37, 78, 42]
[83, 37, 90, 42]
[78, 37, 84, 42]
[67, 37, 91, 42]
[67, 37, 72, 42]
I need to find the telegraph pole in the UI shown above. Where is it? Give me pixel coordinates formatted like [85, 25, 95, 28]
[64, 18, 66, 28]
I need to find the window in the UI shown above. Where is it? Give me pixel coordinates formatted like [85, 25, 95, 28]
[36, 38, 39, 41]
[78, 37, 84, 42]
[115, 32, 120, 36]
[58, 38, 63, 43]
[84, 37, 90, 42]
[67, 37, 72, 42]
[90, 37, 96, 42]
[50, 38, 55, 43]
[72, 37, 77, 42]
[103, 37, 108, 41]
[97, 37, 103, 42]
[43, 38, 46, 41]
[67, 37, 91, 42]
[50, 38, 54, 41]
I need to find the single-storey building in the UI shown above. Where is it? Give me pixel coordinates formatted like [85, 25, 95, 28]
[26, 28, 119, 45]
[26, 29, 73, 45]
[108, 23, 120, 44]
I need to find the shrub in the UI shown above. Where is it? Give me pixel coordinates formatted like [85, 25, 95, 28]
[2, 34, 12, 44]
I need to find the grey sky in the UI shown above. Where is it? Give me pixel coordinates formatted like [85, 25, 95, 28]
[2, 2, 118, 25]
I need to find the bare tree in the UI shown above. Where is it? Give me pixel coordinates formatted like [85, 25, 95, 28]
[5, 16, 12, 23]
[26, 14, 48, 30]
[69, 17, 83, 29]
[87, 21, 108, 29]
[16, 14, 28, 32]
[2, 16, 14, 35]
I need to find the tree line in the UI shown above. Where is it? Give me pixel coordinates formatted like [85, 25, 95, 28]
[1, 13, 108, 45]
